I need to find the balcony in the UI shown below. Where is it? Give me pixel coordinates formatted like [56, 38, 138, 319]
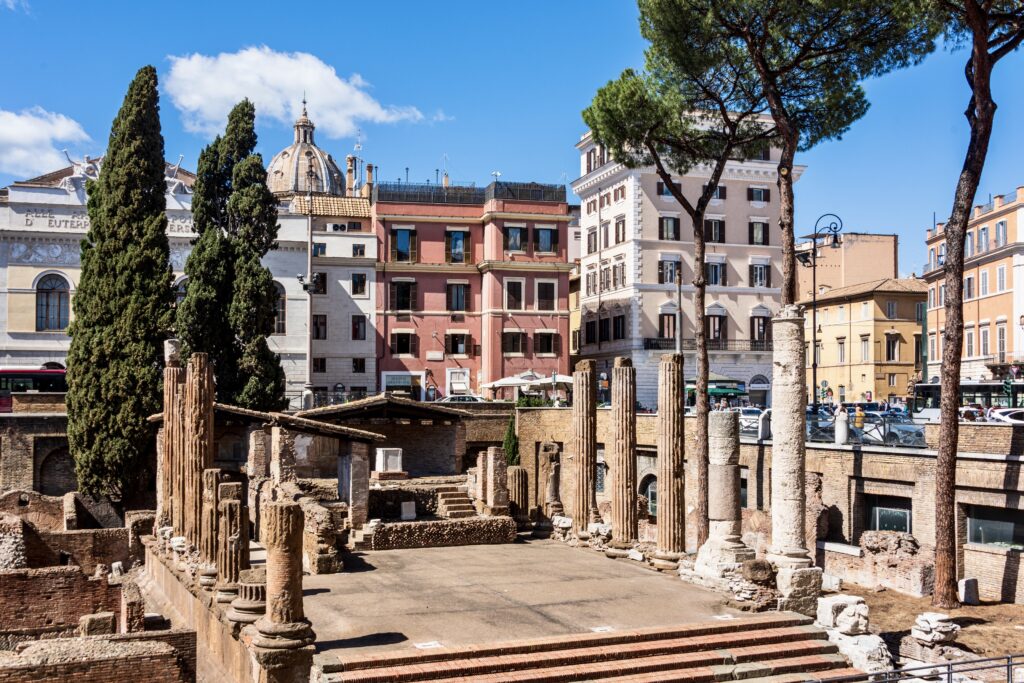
[643, 338, 773, 352]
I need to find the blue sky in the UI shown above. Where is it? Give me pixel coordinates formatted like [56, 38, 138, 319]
[1, 1, 1022, 273]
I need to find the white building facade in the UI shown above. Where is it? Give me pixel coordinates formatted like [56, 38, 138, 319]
[571, 132, 804, 409]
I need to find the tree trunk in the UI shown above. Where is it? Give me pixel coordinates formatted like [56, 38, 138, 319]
[776, 135, 799, 306]
[934, 8, 1000, 609]
[692, 214, 710, 548]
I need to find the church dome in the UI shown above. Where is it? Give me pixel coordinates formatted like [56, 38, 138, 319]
[266, 103, 345, 196]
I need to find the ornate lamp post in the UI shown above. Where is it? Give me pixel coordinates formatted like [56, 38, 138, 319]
[796, 213, 843, 414]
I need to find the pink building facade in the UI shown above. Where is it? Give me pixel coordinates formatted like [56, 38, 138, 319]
[374, 182, 571, 399]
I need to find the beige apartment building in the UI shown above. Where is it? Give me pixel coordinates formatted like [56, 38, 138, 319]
[571, 131, 804, 409]
[796, 232, 899, 299]
[802, 278, 926, 405]
[923, 186, 1024, 383]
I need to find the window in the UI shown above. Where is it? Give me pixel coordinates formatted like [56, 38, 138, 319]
[312, 242, 326, 257]
[642, 476, 657, 517]
[706, 184, 727, 199]
[996, 220, 1008, 247]
[505, 279, 524, 310]
[837, 339, 846, 364]
[750, 264, 770, 288]
[446, 333, 469, 355]
[888, 373, 897, 387]
[658, 259, 680, 284]
[998, 325, 1007, 357]
[600, 267, 611, 292]
[739, 468, 749, 508]
[861, 301, 870, 319]
[865, 494, 912, 533]
[704, 219, 725, 243]
[447, 230, 468, 263]
[571, 329, 580, 352]
[751, 316, 770, 345]
[351, 315, 366, 341]
[929, 334, 936, 361]
[310, 272, 327, 295]
[614, 218, 626, 243]
[534, 332, 557, 354]
[929, 248, 936, 270]
[390, 281, 416, 310]
[916, 302, 926, 323]
[981, 327, 990, 356]
[390, 332, 417, 355]
[174, 279, 188, 306]
[748, 187, 770, 202]
[885, 301, 897, 319]
[813, 342, 821, 365]
[861, 336, 870, 361]
[447, 283, 468, 312]
[351, 273, 367, 296]
[838, 306, 846, 323]
[749, 221, 769, 245]
[502, 331, 526, 354]
[968, 505, 1024, 549]
[886, 336, 899, 362]
[35, 274, 70, 331]
[707, 315, 727, 343]
[658, 313, 676, 339]
[613, 315, 626, 340]
[352, 243, 366, 257]
[312, 314, 327, 340]
[938, 243, 946, 265]
[656, 180, 679, 196]
[965, 329, 974, 357]
[272, 282, 286, 334]
[965, 231, 974, 257]
[706, 262, 726, 286]
[537, 281, 556, 311]
[596, 453, 607, 493]
[978, 226, 989, 253]
[599, 318, 611, 342]
[998, 266, 1007, 291]
[312, 357, 326, 373]
[964, 276, 975, 300]
[600, 223, 610, 248]
[585, 320, 597, 344]
[392, 229, 416, 262]
[535, 226, 558, 253]
[928, 287, 935, 309]
[980, 270, 989, 296]
[587, 230, 598, 254]
[939, 285, 946, 306]
[504, 225, 526, 252]
[353, 358, 365, 373]
[658, 217, 680, 240]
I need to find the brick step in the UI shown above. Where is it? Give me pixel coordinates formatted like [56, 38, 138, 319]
[440, 502, 475, 511]
[596, 653, 852, 683]
[737, 668, 866, 683]
[334, 642, 844, 683]
[328, 613, 813, 673]
[327, 624, 837, 682]
[443, 510, 476, 519]
[437, 490, 468, 498]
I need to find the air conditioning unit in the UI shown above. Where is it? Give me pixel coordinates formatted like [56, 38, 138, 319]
[329, 223, 345, 232]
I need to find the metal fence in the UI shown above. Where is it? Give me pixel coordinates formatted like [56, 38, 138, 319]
[811, 653, 1024, 682]
[735, 410, 928, 449]
[375, 181, 486, 205]
[485, 181, 566, 202]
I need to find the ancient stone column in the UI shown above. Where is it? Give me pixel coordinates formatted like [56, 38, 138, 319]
[270, 426, 298, 484]
[484, 446, 509, 516]
[158, 340, 181, 531]
[216, 482, 248, 603]
[571, 359, 598, 538]
[474, 451, 486, 513]
[693, 411, 754, 577]
[507, 466, 529, 528]
[184, 353, 214, 548]
[607, 357, 637, 556]
[198, 468, 221, 588]
[653, 353, 686, 570]
[766, 305, 812, 569]
[248, 427, 270, 478]
[228, 567, 267, 625]
[172, 371, 186, 539]
[541, 443, 564, 518]
[254, 501, 314, 650]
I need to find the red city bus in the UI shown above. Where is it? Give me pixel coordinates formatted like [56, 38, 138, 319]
[0, 367, 68, 412]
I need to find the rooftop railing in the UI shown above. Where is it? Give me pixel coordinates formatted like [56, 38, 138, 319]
[486, 181, 566, 203]
[642, 338, 773, 352]
[375, 181, 486, 205]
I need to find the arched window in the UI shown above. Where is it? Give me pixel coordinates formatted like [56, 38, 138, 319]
[175, 278, 188, 306]
[36, 274, 70, 331]
[273, 282, 286, 335]
[641, 476, 658, 517]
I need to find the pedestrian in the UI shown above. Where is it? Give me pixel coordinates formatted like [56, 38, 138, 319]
[854, 405, 865, 429]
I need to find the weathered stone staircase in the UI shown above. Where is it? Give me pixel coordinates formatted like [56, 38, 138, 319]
[346, 526, 374, 552]
[435, 486, 475, 519]
[314, 613, 863, 682]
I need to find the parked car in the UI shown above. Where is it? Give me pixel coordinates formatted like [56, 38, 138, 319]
[987, 408, 1024, 424]
[731, 407, 763, 433]
[853, 411, 925, 447]
[435, 394, 488, 403]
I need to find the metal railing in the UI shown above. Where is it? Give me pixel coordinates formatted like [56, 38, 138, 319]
[643, 338, 773, 352]
[812, 653, 1024, 682]
[375, 181, 485, 205]
[486, 181, 566, 203]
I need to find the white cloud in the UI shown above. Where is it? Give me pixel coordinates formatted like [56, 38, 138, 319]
[1, 0, 29, 11]
[431, 109, 455, 123]
[0, 107, 90, 178]
[165, 46, 423, 138]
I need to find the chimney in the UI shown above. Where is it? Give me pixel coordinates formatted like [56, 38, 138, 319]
[345, 155, 356, 195]
[442, 170, 450, 189]
[362, 163, 374, 199]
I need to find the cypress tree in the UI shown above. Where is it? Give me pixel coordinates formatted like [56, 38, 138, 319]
[229, 154, 286, 410]
[66, 65, 174, 498]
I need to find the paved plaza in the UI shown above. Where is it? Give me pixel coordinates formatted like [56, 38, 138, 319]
[302, 539, 740, 658]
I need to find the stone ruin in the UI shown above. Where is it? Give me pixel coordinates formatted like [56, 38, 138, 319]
[815, 594, 892, 674]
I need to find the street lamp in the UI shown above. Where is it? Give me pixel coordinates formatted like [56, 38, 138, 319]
[796, 213, 843, 414]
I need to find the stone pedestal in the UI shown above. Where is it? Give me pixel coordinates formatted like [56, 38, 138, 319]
[507, 466, 530, 528]
[776, 566, 823, 616]
[606, 358, 637, 556]
[653, 354, 685, 569]
[216, 483, 248, 604]
[694, 411, 754, 577]
[766, 306, 813, 570]
[484, 447, 509, 516]
[228, 567, 267, 625]
[572, 360, 598, 539]
[254, 501, 314, 650]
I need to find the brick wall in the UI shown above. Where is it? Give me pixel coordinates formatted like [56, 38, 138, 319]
[963, 543, 1024, 603]
[340, 420, 462, 476]
[22, 527, 130, 574]
[370, 517, 517, 550]
[0, 566, 120, 638]
[0, 414, 67, 493]
[10, 393, 66, 414]
[924, 421, 1024, 454]
[0, 638, 190, 683]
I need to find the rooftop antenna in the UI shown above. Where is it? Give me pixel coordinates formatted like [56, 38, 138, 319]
[491, 170, 502, 184]
[405, 167, 409, 183]
[353, 128, 363, 153]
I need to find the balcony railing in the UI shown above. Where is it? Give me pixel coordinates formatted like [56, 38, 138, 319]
[375, 181, 486, 205]
[643, 338, 773, 352]
[485, 181, 566, 203]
